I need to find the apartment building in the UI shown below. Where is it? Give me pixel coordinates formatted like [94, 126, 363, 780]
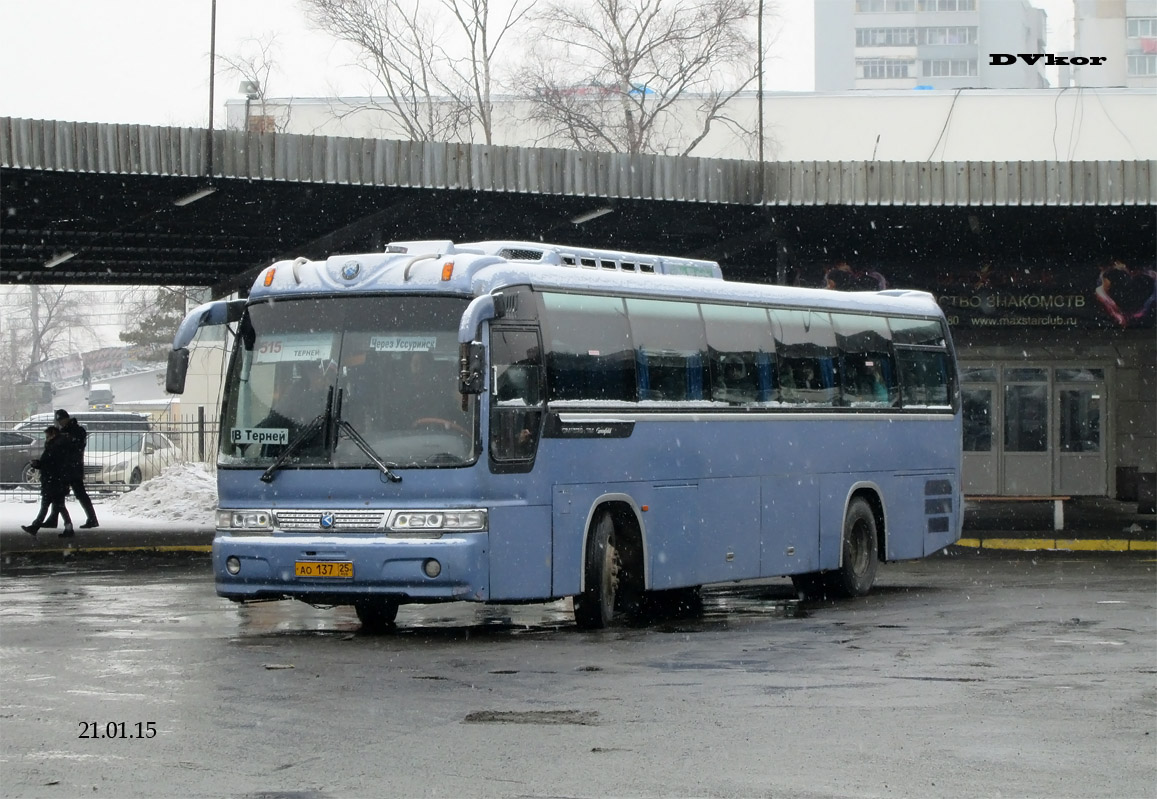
[1069, 0, 1157, 87]
[814, 0, 1048, 90]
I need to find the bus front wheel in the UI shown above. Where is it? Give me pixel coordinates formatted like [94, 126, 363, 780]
[354, 598, 400, 631]
[792, 497, 879, 600]
[833, 497, 878, 597]
[573, 511, 619, 630]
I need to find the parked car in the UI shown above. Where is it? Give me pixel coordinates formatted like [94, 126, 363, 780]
[83, 430, 182, 489]
[0, 430, 39, 489]
[15, 411, 150, 434]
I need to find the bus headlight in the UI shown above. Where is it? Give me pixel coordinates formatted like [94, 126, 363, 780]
[387, 509, 487, 533]
[217, 509, 273, 533]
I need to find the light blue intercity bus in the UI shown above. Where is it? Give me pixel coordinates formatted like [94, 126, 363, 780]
[167, 240, 962, 629]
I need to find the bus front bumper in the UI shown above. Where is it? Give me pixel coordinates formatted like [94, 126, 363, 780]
[212, 532, 489, 603]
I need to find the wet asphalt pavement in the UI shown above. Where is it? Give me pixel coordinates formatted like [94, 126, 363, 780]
[1, 551, 1154, 799]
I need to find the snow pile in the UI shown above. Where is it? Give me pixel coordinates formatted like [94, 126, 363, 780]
[106, 462, 218, 523]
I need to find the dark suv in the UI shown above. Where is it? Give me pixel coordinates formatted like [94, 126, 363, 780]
[15, 411, 150, 434]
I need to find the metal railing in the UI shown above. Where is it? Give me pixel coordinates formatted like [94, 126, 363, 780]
[1, 414, 219, 498]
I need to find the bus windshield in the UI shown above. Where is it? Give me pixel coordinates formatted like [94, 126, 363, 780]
[219, 296, 477, 469]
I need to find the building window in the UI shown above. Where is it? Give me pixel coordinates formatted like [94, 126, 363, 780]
[921, 26, 978, 45]
[856, 27, 918, 46]
[855, 0, 916, 12]
[1127, 54, 1157, 75]
[247, 115, 276, 133]
[1125, 18, 1157, 38]
[858, 58, 915, 79]
[918, 0, 976, 11]
[923, 58, 978, 77]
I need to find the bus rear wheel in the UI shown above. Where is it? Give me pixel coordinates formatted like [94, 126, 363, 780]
[573, 511, 619, 630]
[354, 598, 400, 631]
[792, 497, 879, 600]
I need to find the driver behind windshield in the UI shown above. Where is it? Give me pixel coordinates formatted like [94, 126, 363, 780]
[254, 367, 330, 457]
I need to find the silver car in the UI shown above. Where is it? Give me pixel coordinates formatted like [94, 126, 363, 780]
[83, 430, 182, 489]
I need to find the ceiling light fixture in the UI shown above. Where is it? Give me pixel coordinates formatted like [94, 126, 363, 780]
[570, 206, 614, 225]
[174, 187, 217, 207]
[44, 251, 77, 269]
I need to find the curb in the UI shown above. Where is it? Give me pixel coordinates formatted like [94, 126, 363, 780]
[2, 543, 212, 558]
[953, 537, 1157, 552]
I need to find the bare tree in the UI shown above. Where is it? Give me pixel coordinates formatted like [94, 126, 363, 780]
[519, 0, 765, 156]
[0, 286, 96, 391]
[218, 33, 294, 133]
[442, 0, 535, 145]
[305, 0, 532, 144]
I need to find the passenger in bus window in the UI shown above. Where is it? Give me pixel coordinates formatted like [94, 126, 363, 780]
[797, 363, 818, 389]
[858, 360, 889, 404]
[714, 355, 756, 404]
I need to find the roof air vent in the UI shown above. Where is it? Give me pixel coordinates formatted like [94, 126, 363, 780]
[498, 248, 545, 261]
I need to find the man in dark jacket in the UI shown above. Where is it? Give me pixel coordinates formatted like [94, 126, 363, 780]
[43, 409, 99, 530]
[22, 426, 75, 536]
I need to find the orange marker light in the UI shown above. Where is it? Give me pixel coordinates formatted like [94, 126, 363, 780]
[441, 262, 454, 281]
[263, 268, 276, 286]
[641, 505, 649, 512]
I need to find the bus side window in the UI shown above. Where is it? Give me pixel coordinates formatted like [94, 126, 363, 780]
[833, 313, 896, 407]
[543, 293, 636, 403]
[626, 297, 708, 405]
[701, 303, 776, 406]
[895, 348, 951, 408]
[490, 329, 544, 463]
[890, 316, 952, 410]
[637, 350, 705, 401]
[710, 353, 759, 404]
[771, 309, 838, 406]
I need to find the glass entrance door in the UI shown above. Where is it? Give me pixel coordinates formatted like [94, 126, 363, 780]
[1055, 369, 1106, 495]
[1002, 368, 1051, 495]
[961, 364, 1109, 497]
[962, 368, 998, 494]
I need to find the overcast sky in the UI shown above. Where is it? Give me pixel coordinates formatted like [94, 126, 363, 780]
[0, 0, 1074, 129]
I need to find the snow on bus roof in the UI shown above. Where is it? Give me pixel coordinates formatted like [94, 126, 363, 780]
[250, 241, 940, 318]
[468, 261, 942, 317]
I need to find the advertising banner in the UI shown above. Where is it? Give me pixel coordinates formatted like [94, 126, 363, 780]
[813, 260, 1155, 330]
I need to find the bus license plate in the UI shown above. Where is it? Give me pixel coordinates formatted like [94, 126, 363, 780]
[295, 561, 353, 579]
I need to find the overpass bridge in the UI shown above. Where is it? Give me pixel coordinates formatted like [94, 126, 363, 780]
[2, 116, 1154, 505]
[2, 116, 1153, 292]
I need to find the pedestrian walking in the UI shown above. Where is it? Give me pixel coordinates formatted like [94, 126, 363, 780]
[42, 409, 99, 530]
[22, 426, 75, 537]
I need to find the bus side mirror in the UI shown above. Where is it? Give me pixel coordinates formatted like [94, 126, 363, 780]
[458, 342, 485, 395]
[166, 348, 190, 394]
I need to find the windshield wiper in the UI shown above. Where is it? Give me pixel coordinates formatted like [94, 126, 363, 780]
[260, 386, 334, 483]
[259, 387, 403, 484]
[331, 388, 402, 483]
[259, 413, 325, 483]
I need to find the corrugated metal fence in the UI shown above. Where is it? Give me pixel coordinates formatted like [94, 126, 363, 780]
[2, 117, 1153, 207]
